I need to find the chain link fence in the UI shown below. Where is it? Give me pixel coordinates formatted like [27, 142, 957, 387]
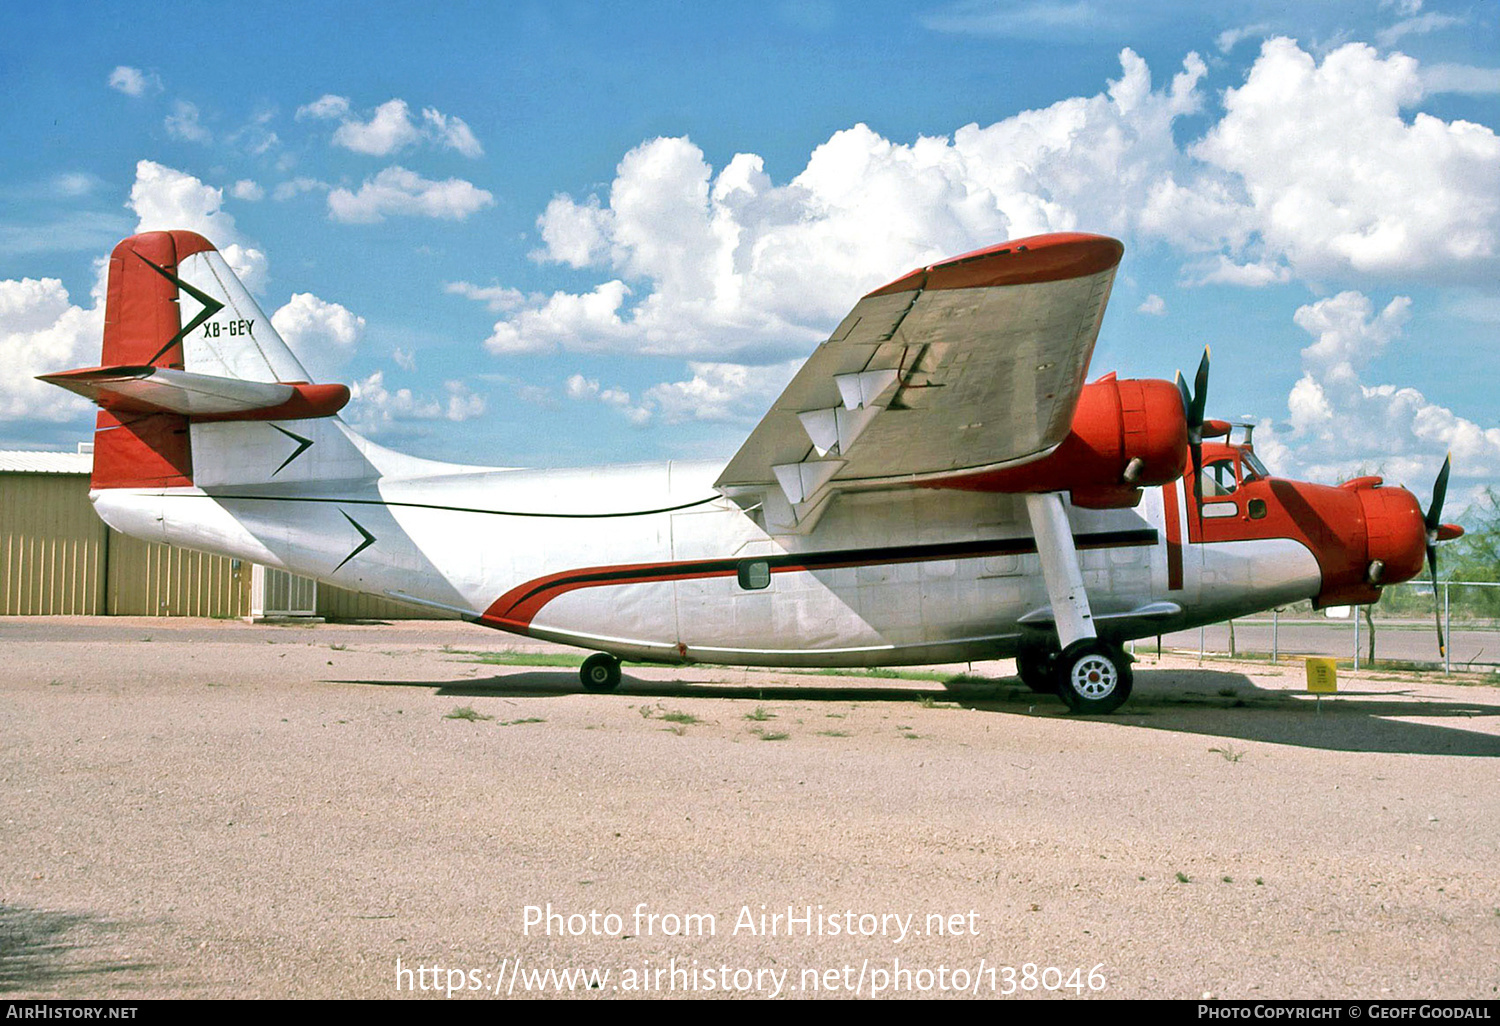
[1153, 580, 1500, 674]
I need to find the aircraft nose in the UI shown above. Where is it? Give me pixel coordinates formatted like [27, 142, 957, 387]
[1358, 484, 1426, 586]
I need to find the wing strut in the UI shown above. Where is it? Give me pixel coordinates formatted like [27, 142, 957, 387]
[1024, 492, 1098, 649]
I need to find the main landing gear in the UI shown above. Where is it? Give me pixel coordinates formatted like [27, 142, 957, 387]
[1052, 638, 1133, 715]
[580, 653, 622, 692]
[1016, 638, 1134, 714]
[1021, 492, 1136, 715]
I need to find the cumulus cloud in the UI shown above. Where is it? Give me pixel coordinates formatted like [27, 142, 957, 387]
[127, 160, 269, 290]
[1279, 292, 1500, 485]
[564, 373, 651, 426]
[346, 371, 486, 435]
[272, 177, 328, 201]
[444, 281, 525, 312]
[421, 108, 483, 158]
[1184, 39, 1500, 284]
[305, 96, 484, 157]
[229, 179, 264, 202]
[473, 39, 1498, 368]
[332, 99, 423, 156]
[327, 166, 494, 223]
[0, 275, 102, 422]
[483, 48, 1210, 361]
[1137, 294, 1166, 315]
[107, 66, 160, 97]
[295, 94, 351, 120]
[560, 360, 800, 428]
[270, 292, 366, 384]
[164, 100, 212, 144]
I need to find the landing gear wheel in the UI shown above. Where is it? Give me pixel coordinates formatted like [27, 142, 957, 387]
[1053, 640, 1133, 714]
[1015, 643, 1059, 694]
[580, 653, 622, 693]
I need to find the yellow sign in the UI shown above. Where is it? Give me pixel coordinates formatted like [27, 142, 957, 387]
[1305, 657, 1338, 693]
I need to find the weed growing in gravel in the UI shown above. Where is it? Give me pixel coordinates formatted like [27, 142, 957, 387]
[1176, 872, 1191, 883]
[498, 718, 546, 726]
[1209, 745, 1244, 762]
[660, 710, 700, 725]
[445, 706, 493, 722]
[744, 707, 776, 722]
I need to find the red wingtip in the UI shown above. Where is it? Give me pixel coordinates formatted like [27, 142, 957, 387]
[866, 232, 1124, 298]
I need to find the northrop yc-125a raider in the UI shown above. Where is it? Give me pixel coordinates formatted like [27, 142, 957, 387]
[42, 230, 1462, 713]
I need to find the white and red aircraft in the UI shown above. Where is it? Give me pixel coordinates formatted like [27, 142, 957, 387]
[42, 230, 1462, 713]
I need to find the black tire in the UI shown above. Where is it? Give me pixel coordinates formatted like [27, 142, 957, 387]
[1053, 639, 1133, 714]
[580, 653, 622, 693]
[1015, 643, 1058, 693]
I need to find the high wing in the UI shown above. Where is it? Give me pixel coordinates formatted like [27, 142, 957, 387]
[715, 232, 1124, 530]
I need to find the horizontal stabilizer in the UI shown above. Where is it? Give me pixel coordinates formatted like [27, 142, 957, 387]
[39, 365, 349, 422]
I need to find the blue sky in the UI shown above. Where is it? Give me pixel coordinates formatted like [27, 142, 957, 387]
[2, 0, 1497, 511]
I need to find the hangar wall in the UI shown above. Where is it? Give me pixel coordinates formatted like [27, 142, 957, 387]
[0, 456, 449, 620]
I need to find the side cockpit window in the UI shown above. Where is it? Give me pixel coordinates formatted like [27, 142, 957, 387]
[1200, 458, 1239, 497]
[1241, 450, 1270, 481]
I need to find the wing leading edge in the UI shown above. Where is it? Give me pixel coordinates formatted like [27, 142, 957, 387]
[715, 232, 1124, 531]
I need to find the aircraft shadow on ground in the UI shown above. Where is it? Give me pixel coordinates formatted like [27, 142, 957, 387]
[0, 904, 152, 993]
[338, 665, 1500, 758]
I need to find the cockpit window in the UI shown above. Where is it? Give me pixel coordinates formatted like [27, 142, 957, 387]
[1242, 450, 1270, 480]
[1200, 458, 1239, 497]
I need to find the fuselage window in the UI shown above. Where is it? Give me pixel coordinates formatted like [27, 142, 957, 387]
[737, 559, 771, 590]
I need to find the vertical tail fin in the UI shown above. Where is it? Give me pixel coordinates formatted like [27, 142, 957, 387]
[53, 230, 330, 491]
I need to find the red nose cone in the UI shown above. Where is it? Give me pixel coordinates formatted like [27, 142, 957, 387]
[1359, 485, 1427, 585]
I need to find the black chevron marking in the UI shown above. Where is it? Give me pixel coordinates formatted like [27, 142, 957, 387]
[136, 254, 226, 365]
[270, 424, 314, 476]
[333, 511, 376, 572]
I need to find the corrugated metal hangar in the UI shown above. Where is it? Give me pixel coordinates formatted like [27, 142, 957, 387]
[0, 449, 445, 620]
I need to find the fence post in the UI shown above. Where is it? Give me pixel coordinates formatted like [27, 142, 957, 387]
[1272, 608, 1279, 663]
[1353, 606, 1360, 671]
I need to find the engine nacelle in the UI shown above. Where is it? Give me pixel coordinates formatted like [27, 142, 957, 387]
[932, 374, 1188, 508]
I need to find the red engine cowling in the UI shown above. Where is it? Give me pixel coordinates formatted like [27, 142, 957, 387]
[931, 374, 1188, 508]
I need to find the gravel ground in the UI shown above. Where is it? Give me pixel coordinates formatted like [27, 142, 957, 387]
[2, 616, 1497, 1000]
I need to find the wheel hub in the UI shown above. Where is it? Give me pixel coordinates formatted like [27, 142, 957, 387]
[1070, 655, 1117, 699]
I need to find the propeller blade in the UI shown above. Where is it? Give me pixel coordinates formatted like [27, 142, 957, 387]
[1191, 347, 1210, 426]
[1426, 453, 1451, 533]
[1429, 552, 1445, 659]
[1423, 454, 1453, 658]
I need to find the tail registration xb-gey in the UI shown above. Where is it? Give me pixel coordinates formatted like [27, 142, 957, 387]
[41, 230, 1463, 713]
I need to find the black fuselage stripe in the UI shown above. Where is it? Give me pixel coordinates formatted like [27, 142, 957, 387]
[504, 529, 1160, 610]
[176, 492, 723, 519]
